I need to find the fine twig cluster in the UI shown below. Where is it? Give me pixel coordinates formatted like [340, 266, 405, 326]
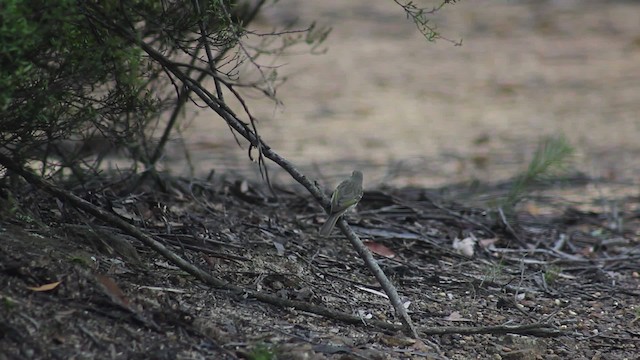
[0, 0, 461, 338]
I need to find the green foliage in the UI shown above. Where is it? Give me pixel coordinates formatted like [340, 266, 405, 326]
[394, 0, 461, 45]
[0, 0, 157, 172]
[503, 135, 574, 209]
[0, 0, 41, 111]
[68, 253, 94, 268]
[544, 265, 562, 285]
[481, 260, 504, 284]
[1, 295, 17, 311]
[0, 189, 38, 223]
[248, 344, 276, 360]
[0, 0, 329, 182]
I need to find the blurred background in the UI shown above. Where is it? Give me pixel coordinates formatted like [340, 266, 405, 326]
[168, 0, 640, 188]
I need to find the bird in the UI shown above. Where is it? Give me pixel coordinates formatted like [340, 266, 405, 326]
[319, 170, 363, 236]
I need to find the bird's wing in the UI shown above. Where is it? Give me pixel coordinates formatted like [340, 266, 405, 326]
[331, 182, 363, 213]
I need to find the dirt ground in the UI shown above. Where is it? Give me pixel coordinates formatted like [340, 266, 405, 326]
[2, 174, 640, 359]
[2, 1, 640, 360]
[178, 0, 640, 188]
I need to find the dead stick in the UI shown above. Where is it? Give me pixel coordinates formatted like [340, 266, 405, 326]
[0, 154, 565, 341]
[28, 10, 419, 337]
[128, 34, 418, 336]
[0, 153, 411, 334]
[338, 219, 418, 337]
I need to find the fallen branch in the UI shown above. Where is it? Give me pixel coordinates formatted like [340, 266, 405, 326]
[418, 322, 563, 337]
[0, 153, 415, 335]
[79, 9, 418, 337]
[0, 153, 569, 344]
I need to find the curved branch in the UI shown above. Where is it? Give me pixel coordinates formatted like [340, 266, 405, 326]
[78, 5, 419, 337]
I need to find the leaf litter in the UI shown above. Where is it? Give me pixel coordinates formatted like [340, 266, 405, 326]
[0, 173, 639, 359]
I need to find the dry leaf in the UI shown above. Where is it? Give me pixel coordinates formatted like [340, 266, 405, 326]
[443, 311, 472, 322]
[379, 334, 416, 347]
[452, 237, 476, 257]
[273, 241, 285, 256]
[111, 205, 142, 222]
[363, 241, 396, 258]
[524, 202, 542, 215]
[239, 180, 249, 194]
[478, 237, 498, 249]
[96, 274, 130, 307]
[354, 285, 388, 299]
[28, 281, 62, 292]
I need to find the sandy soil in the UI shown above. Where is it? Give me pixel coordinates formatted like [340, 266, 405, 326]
[171, 0, 640, 189]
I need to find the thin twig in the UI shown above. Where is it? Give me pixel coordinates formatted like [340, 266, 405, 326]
[65, 6, 418, 337]
[337, 218, 418, 337]
[498, 207, 526, 246]
[418, 322, 563, 337]
[0, 148, 415, 336]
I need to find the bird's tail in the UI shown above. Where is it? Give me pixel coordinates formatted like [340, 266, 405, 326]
[319, 213, 340, 236]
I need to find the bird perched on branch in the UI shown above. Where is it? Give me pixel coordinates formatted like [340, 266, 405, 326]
[319, 170, 363, 236]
